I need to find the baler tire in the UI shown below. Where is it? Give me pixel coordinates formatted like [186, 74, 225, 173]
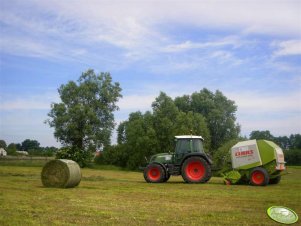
[269, 176, 281, 184]
[250, 167, 269, 186]
[144, 163, 165, 183]
[181, 157, 211, 183]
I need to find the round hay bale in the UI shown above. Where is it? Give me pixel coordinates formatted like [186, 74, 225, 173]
[41, 159, 81, 188]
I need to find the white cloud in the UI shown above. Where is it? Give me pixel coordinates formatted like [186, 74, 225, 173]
[0, 93, 59, 110]
[118, 95, 155, 111]
[239, 115, 301, 137]
[273, 40, 301, 57]
[1, 0, 300, 62]
[162, 36, 244, 53]
[228, 91, 301, 114]
[0, 99, 50, 110]
[227, 91, 301, 136]
[1, 0, 300, 146]
[0, 110, 60, 147]
[0, 35, 60, 59]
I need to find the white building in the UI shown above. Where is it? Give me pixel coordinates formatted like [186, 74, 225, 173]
[0, 148, 7, 156]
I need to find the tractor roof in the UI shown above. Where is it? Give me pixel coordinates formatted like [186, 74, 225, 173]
[175, 135, 204, 140]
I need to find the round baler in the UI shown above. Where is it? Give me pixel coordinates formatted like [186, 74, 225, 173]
[222, 139, 286, 186]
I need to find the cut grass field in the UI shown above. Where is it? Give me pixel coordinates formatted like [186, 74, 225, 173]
[0, 164, 300, 226]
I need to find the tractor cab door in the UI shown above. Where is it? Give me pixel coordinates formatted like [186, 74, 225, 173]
[174, 139, 192, 164]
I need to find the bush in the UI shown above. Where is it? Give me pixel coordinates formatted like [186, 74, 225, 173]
[7, 143, 17, 156]
[94, 145, 129, 168]
[94, 152, 105, 165]
[212, 139, 241, 175]
[56, 146, 93, 168]
[284, 149, 301, 165]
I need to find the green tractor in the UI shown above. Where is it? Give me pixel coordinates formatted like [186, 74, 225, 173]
[143, 135, 212, 183]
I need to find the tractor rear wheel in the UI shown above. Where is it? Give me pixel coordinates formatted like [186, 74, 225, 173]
[181, 157, 211, 183]
[144, 163, 165, 183]
[250, 167, 269, 186]
[204, 169, 212, 182]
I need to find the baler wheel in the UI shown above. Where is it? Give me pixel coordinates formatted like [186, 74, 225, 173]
[250, 167, 269, 186]
[144, 163, 165, 183]
[181, 157, 211, 183]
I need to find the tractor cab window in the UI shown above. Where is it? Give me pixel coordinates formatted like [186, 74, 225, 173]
[175, 139, 191, 154]
[192, 139, 204, 153]
[175, 139, 204, 154]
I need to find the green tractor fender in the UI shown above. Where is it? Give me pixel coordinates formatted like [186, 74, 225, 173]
[180, 153, 213, 166]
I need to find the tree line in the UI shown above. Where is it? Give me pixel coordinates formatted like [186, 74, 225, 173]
[45, 69, 300, 167]
[249, 131, 301, 166]
[44, 69, 241, 167]
[249, 130, 301, 150]
[4, 70, 300, 167]
[96, 90, 241, 169]
[0, 139, 58, 157]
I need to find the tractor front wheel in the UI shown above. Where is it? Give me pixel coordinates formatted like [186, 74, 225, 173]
[250, 167, 269, 186]
[144, 163, 165, 183]
[181, 157, 211, 183]
[163, 173, 170, 182]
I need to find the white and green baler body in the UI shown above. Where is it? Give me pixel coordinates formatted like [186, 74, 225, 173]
[223, 140, 286, 185]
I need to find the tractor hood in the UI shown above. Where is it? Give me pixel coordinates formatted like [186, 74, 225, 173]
[150, 153, 173, 164]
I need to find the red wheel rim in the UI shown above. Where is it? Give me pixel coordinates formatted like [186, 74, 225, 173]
[251, 171, 265, 185]
[185, 161, 205, 181]
[148, 167, 160, 181]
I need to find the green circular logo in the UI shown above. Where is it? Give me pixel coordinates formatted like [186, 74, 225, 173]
[267, 206, 298, 224]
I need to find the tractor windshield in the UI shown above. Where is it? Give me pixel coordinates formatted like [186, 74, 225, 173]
[175, 139, 204, 154]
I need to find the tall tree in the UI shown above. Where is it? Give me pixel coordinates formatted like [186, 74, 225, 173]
[0, 140, 7, 149]
[47, 69, 122, 166]
[124, 111, 159, 169]
[289, 134, 301, 149]
[174, 111, 211, 151]
[21, 139, 40, 151]
[274, 136, 290, 150]
[249, 130, 274, 141]
[110, 93, 211, 169]
[106, 111, 159, 169]
[100, 90, 239, 169]
[175, 89, 240, 149]
[152, 92, 180, 152]
[7, 143, 17, 155]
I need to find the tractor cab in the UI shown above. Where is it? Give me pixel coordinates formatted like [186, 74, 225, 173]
[174, 135, 205, 164]
[149, 135, 206, 165]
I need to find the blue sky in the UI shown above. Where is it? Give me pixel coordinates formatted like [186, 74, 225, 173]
[0, 0, 300, 147]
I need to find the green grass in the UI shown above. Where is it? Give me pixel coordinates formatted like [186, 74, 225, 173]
[0, 157, 54, 167]
[0, 165, 300, 226]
